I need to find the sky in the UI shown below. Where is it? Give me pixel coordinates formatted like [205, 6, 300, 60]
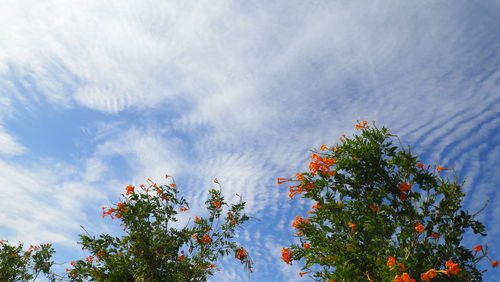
[0, 0, 499, 281]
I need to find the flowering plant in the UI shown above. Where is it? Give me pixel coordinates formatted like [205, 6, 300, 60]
[0, 240, 56, 281]
[66, 176, 251, 281]
[279, 122, 497, 281]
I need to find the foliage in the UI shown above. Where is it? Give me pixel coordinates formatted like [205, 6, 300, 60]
[0, 240, 56, 281]
[279, 122, 498, 281]
[66, 176, 252, 281]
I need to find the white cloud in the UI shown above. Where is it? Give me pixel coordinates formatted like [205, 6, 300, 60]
[0, 125, 26, 156]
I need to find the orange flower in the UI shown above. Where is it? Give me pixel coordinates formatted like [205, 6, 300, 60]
[320, 144, 328, 151]
[339, 137, 346, 143]
[398, 182, 412, 192]
[277, 178, 289, 184]
[85, 255, 94, 263]
[474, 245, 483, 253]
[416, 163, 424, 169]
[398, 263, 406, 272]
[445, 260, 460, 275]
[178, 255, 185, 261]
[399, 193, 407, 201]
[421, 269, 437, 281]
[169, 183, 176, 188]
[202, 234, 212, 244]
[125, 185, 135, 195]
[303, 243, 310, 249]
[369, 205, 378, 213]
[311, 202, 321, 210]
[310, 153, 321, 161]
[415, 223, 425, 234]
[194, 216, 201, 223]
[204, 264, 215, 269]
[492, 260, 499, 268]
[348, 222, 356, 233]
[436, 165, 449, 173]
[281, 248, 292, 264]
[236, 248, 247, 260]
[355, 124, 364, 129]
[292, 216, 309, 229]
[299, 271, 310, 277]
[179, 207, 188, 212]
[387, 256, 396, 268]
[213, 201, 221, 209]
[295, 173, 305, 181]
[288, 182, 315, 199]
[117, 202, 126, 212]
[394, 273, 415, 282]
[431, 232, 440, 239]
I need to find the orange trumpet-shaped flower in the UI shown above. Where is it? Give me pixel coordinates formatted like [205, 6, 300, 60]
[237, 249, 247, 260]
[421, 269, 437, 282]
[235, 248, 247, 260]
[431, 232, 440, 239]
[320, 144, 328, 151]
[394, 273, 415, 282]
[436, 165, 449, 173]
[277, 178, 289, 184]
[125, 185, 135, 195]
[201, 234, 212, 244]
[288, 182, 315, 199]
[213, 201, 221, 209]
[416, 163, 424, 169]
[474, 245, 483, 253]
[281, 248, 292, 264]
[303, 243, 310, 249]
[387, 256, 396, 268]
[179, 207, 188, 212]
[398, 182, 412, 192]
[355, 121, 368, 129]
[445, 260, 460, 275]
[492, 260, 499, 268]
[415, 223, 425, 234]
[292, 216, 309, 229]
[295, 173, 305, 181]
[348, 222, 356, 233]
[299, 271, 310, 277]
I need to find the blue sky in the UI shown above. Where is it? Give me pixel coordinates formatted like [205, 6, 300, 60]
[0, 1, 499, 281]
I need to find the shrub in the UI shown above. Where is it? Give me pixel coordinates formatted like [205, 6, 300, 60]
[279, 122, 497, 281]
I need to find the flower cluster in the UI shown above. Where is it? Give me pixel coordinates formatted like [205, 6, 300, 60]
[65, 176, 251, 281]
[278, 122, 497, 281]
